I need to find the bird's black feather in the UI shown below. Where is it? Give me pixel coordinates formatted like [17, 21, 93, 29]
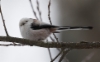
[58, 26, 93, 30]
[30, 23, 93, 30]
[30, 23, 58, 30]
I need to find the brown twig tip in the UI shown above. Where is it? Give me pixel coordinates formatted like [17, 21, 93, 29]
[29, 0, 39, 20]
[36, 0, 42, 21]
[48, 0, 52, 24]
[48, 0, 51, 8]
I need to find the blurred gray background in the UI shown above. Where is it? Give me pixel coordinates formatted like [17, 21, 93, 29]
[57, 0, 100, 62]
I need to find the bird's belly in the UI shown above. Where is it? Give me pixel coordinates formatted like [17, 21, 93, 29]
[23, 29, 51, 41]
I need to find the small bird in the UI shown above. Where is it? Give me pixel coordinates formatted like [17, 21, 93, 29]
[19, 18, 93, 41]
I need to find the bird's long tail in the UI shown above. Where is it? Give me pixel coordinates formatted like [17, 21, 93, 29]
[54, 26, 93, 33]
[57, 26, 93, 30]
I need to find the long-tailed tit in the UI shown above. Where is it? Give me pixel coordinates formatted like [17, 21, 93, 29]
[19, 18, 93, 41]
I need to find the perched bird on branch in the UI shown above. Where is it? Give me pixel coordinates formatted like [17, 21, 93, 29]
[19, 18, 93, 41]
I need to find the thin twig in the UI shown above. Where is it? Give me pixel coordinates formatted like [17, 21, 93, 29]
[36, 0, 52, 60]
[53, 33, 59, 42]
[36, 0, 42, 21]
[0, 6, 16, 45]
[48, 0, 52, 24]
[47, 39, 52, 60]
[48, 0, 60, 58]
[50, 36, 60, 51]
[29, 0, 39, 20]
[0, 8, 9, 36]
[48, 0, 60, 61]
[59, 49, 71, 62]
[51, 48, 65, 62]
[48, 2, 61, 61]
[48, 48, 52, 60]
[48, 0, 59, 43]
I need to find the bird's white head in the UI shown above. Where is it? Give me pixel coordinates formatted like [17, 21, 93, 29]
[19, 18, 33, 27]
[19, 18, 41, 27]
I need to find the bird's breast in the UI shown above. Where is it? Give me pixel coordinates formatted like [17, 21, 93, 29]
[21, 27, 51, 41]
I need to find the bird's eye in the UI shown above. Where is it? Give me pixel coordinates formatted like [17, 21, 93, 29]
[20, 22, 25, 26]
[22, 23, 25, 25]
[26, 21, 28, 22]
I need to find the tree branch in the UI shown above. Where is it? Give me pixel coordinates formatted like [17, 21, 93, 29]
[0, 36, 100, 49]
[0, 43, 24, 46]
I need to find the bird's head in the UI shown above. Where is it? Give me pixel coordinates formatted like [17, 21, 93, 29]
[19, 18, 37, 27]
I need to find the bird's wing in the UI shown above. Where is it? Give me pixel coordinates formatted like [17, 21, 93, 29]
[30, 23, 58, 30]
[28, 18, 93, 30]
[30, 21, 93, 30]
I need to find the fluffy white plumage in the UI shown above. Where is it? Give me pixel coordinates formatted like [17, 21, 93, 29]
[19, 18, 93, 41]
[19, 18, 54, 41]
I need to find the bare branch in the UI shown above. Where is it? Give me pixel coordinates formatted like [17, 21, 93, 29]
[29, 0, 39, 20]
[36, 0, 42, 21]
[0, 36, 100, 49]
[0, 43, 23, 46]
